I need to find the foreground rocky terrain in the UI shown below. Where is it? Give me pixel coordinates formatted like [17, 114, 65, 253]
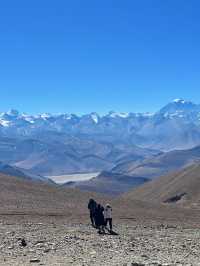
[1, 215, 200, 266]
[1, 172, 200, 265]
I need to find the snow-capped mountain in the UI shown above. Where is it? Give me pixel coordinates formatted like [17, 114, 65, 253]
[0, 99, 200, 151]
[159, 99, 200, 117]
[1, 98, 200, 188]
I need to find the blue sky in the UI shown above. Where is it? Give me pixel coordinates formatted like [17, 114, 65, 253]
[0, 0, 200, 114]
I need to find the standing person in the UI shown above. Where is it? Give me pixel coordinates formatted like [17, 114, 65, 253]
[104, 204, 113, 232]
[88, 199, 97, 227]
[95, 204, 105, 234]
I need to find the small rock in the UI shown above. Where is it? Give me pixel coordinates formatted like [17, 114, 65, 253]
[44, 248, 51, 253]
[21, 238, 27, 247]
[30, 258, 40, 263]
[141, 254, 149, 258]
[35, 241, 45, 245]
[89, 250, 96, 255]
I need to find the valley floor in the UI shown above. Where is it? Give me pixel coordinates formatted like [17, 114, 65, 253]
[1, 216, 200, 266]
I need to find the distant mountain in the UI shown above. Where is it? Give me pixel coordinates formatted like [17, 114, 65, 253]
[1, 99, 200, 179]
[123, 163, 200, 208]
[70, 145, 200, 195]
[134, 99, 200, 151]
[0, 99, 200, 152]
[0, 136, 158, 176]
[0, 161, 49, 182]
[159, 99, 200, 115]
[64, 171, 149, 195]
[0, 161, 28, 178]
[112, 145, 200, 180]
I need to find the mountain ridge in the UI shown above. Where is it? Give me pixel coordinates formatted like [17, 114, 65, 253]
[1, 99, 200, 152]
[1, 99, 200, 184]
[122, 162, 200, 208]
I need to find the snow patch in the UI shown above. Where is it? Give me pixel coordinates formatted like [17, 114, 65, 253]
[65, 115, 72, 120]
[142, 112, 155, 117]
[90, 113, 99, 123]
[135, 112, 154, 118]
[40, 113, 52, 119]
[108, 112, 129, 118]
[0, 119, 11, 127]
[21, 114, 35, 124]
[173, 99, 187, 104]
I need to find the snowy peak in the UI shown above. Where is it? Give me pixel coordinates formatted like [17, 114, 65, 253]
[90, 113, 99, 124]
[0, 109, 20, 119]
[0, 109, 20, 127]
[1, 100, 200, 151]
[159, 99, 199, 116]
[7, 109, 20, 117]
[0, 99, 199, 131]
[40, 113, 52, 120]
[107, 111, 130, 118]
[173, 98, 190, 104]
[171, 98, 196, 107]
[171, 99, 196, 108]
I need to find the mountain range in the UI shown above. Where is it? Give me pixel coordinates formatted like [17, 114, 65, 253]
[1, 99, 200, 152]
[68, 145, 200, 195]
[1, 98, 200, 194]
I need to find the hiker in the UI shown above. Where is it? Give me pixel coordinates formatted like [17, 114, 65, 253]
[104, 203, 113, 232]
[95, 204, 105, 234]
[88, 199, 97, 227]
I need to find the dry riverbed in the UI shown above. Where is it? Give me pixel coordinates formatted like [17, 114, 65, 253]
[47, 172, 100, 184]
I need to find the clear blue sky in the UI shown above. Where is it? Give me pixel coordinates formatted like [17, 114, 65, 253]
[0, 0, 200, 114]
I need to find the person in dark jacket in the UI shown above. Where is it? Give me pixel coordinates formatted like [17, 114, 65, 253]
[88, 199, 97, 227]
[94, 204, 105, 234]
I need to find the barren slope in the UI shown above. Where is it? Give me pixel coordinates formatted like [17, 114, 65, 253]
[113, 145, 200, 180]
[0, 173, 108, 220]
[123, 163, 200, 208]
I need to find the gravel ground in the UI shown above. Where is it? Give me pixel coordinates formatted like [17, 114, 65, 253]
[1, 217, 200, 266]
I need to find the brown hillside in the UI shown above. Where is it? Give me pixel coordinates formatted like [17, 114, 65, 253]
[113, 145, 200, 180]
[0, 173, 108, 220]
[122, 163, 200, 208]
[1, 172, 200, 226]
